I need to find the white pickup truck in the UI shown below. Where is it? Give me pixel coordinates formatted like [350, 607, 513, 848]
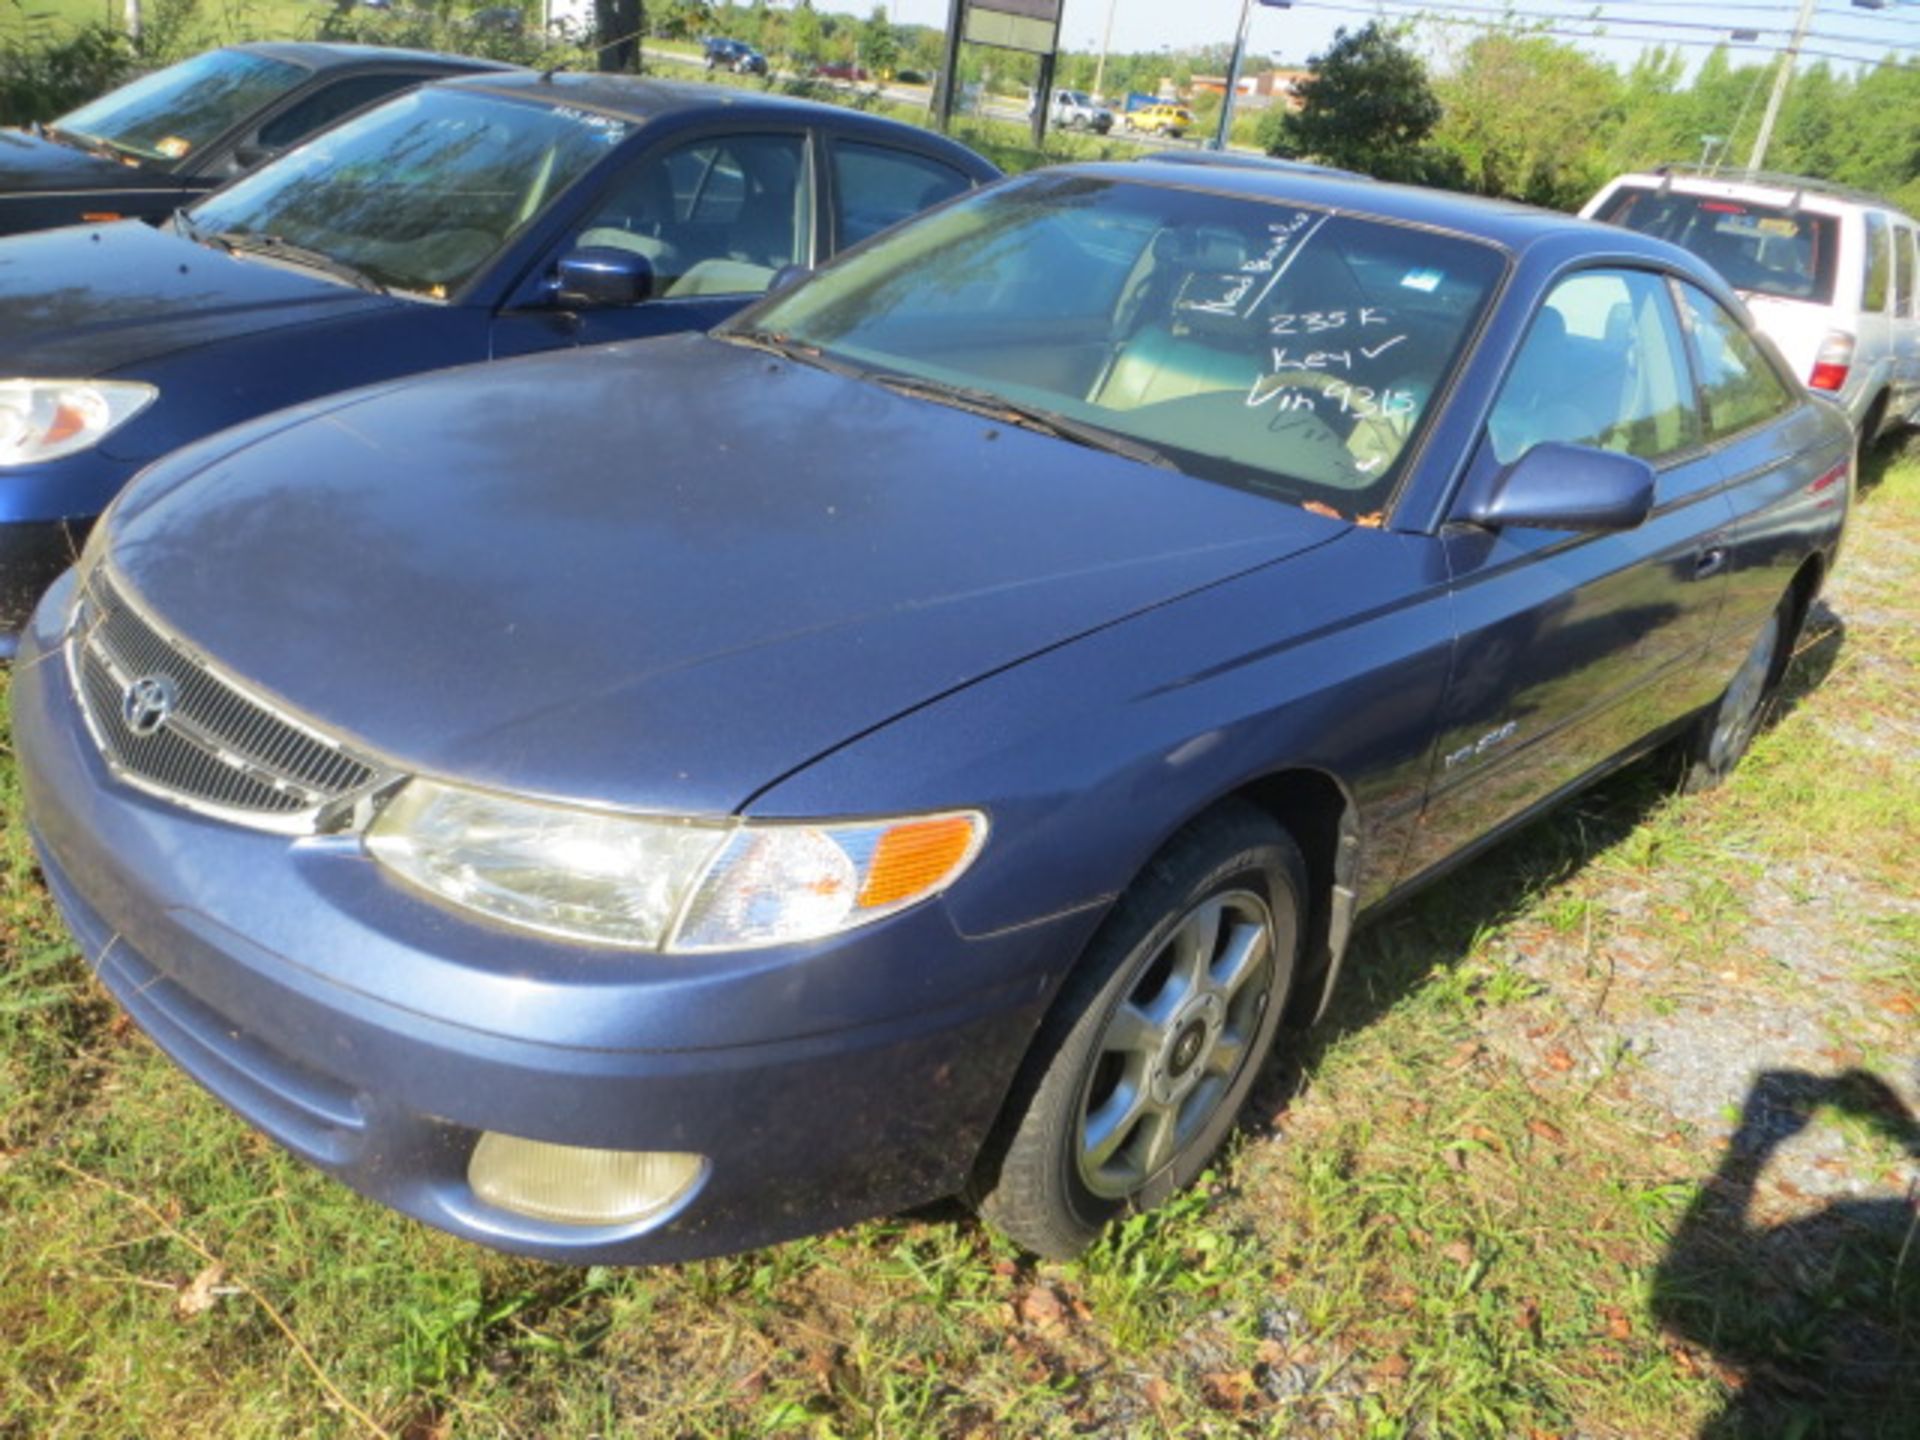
[1033, 88, 1114, 133]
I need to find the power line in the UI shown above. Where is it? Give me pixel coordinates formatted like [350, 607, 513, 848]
[1284, 0, 1920, 63]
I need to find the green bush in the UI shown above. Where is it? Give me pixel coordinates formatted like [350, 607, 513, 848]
[0, 11, 133, 126]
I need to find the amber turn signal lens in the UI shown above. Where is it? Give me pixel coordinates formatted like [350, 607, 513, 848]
[858, 814, 982, 909]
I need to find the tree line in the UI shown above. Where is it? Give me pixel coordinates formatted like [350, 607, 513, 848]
[9, 0, 1920, 213]
[1270, 21, 1920, 214]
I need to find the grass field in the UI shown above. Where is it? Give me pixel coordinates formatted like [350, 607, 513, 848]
[2, 453, 1917, 1437]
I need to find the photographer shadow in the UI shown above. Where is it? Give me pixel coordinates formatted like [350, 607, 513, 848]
[1653, 1068, 1919, 1439]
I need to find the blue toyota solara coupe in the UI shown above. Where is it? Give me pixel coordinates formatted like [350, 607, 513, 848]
[0, 71, 997, 653]
[14, 163, 1851, 1262]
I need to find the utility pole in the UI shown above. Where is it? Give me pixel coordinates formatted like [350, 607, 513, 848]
[1092, 0, 1118, 102]
[1215, 0, 1287, 152]
[936, 0, 966, 132]
[1745, 0, 1817, 176]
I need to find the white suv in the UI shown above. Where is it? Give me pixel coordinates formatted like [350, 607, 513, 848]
[1583, 168, 1920, 447]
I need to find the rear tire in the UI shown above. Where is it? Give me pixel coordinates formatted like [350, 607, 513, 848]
[1683, 591, 1796, 792]
[973, 803, 1304, 1259]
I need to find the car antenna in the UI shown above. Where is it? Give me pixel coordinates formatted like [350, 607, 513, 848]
[540, 60, 570, 82]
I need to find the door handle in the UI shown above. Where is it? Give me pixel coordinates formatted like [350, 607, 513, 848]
[1694, 546, 1729, 579]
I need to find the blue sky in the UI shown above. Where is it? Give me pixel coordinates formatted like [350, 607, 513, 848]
[875, 0, 1920, 75]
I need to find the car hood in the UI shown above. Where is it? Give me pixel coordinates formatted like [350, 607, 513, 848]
[105, 334, 1345, 814]
[0, 126, 179, 195]
[0, 219, 397, 375]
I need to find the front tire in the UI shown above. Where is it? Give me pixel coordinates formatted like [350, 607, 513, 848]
[974, 803, 1304, 1259]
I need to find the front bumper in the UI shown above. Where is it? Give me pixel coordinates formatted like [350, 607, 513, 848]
[12, 580, 1088, 1263]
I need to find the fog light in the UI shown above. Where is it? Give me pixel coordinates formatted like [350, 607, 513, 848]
[467, 1134, 707, 1227]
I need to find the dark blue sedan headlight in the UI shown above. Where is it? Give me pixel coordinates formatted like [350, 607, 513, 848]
[365, 777, 987, 951]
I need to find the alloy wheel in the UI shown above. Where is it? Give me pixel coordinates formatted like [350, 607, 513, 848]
[1075, 889, 1275, 1199]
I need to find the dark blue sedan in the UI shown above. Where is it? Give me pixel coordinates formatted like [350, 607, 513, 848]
[14, 163, 1852, 1262]
[0, 42, 509, 236]
[0, 71, 998, 652]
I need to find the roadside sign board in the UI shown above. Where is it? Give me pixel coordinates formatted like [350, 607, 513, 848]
[963, 0, 1062, 55]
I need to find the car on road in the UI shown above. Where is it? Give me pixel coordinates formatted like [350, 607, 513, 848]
[15, 162, 1850, 1265]
[1123, 101, 1194, 137]
[812, 61, 871, 84]
[701, 38, 769, 75]
[1584, 167, 1920, 452]
[0, 72, 998, 653]
[0, 42, 508, 236]
[1034, 88, 1113, 133]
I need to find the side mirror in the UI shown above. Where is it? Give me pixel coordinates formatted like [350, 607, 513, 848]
[553, 245, 653, 308]
[768, 262, 812, 296]
[1465, 441, 1655, 533]
[232, 141, 279, 169]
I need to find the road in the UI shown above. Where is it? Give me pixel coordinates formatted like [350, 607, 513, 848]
[645, 45, 1236, 154]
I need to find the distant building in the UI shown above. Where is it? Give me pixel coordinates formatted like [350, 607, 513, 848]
[1189, 67, 1313, 112]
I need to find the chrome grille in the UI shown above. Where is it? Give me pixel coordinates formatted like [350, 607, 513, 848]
[70, 570, 387, 831]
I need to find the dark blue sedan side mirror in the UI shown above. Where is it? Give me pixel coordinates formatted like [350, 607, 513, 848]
[553, 246, 653, 308]
[1467, 441, 1655, 533]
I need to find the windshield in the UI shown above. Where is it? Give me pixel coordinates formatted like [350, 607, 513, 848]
[53, 48, 306, 165]
[740, 174, 1506, 519]
[185, 87, 629, 299]
[1597, 186, 1838, 304]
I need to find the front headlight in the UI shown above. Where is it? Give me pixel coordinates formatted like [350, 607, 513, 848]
[364, 777, 986, 952]
[0, 379, 156, 466]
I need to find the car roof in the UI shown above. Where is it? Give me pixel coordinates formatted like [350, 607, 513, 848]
[1088, 158, 1698, 262]
[231, 40, 515, 73]
[438, 70, 1002, 175]
[1145, 150, 1369, 182]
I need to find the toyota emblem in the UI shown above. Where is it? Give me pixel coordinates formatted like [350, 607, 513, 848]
[121, 675, 177, 737]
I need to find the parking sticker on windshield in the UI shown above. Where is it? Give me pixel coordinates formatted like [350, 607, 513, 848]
[1399, 268, 1443, 293]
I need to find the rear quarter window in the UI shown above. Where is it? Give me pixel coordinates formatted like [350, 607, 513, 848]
[831, 141, 972, 247]
[1679, 284, 1798, 441]
[1896, 224, 1914, 317]
[1863, 210, 1892, 312]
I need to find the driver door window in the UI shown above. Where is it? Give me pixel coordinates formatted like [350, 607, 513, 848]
[1487, 268, 1698, 466]
[577, 132, 810, 300]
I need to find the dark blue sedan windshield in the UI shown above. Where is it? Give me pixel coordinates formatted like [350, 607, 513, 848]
[54, 48, 306, 164]
[746, 174, 1506, 519]
[187, 88, 630, 298]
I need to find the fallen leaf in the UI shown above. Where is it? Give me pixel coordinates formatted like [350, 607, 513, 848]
[1441, 1238, 1475, 1267]
[1599, 1304, 1632, 1341]
[1016, 1286, 1069, 1331]
[1888, 995, 1916, 1016]
[1373, 1352, 1410, 1381]
[175, 1260, 224, 1319]
[1527, 1118, 1567, 1145]
[1202, 1369, 1255, 1409]
[1444, 1147, 1468, 1172]
[1143, 1375, 1173, 1410]
[1514, 1298, 1541, 1337]
[1544, 1045, 1576, 1073]
[1255, 1338, 1288, 1366]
